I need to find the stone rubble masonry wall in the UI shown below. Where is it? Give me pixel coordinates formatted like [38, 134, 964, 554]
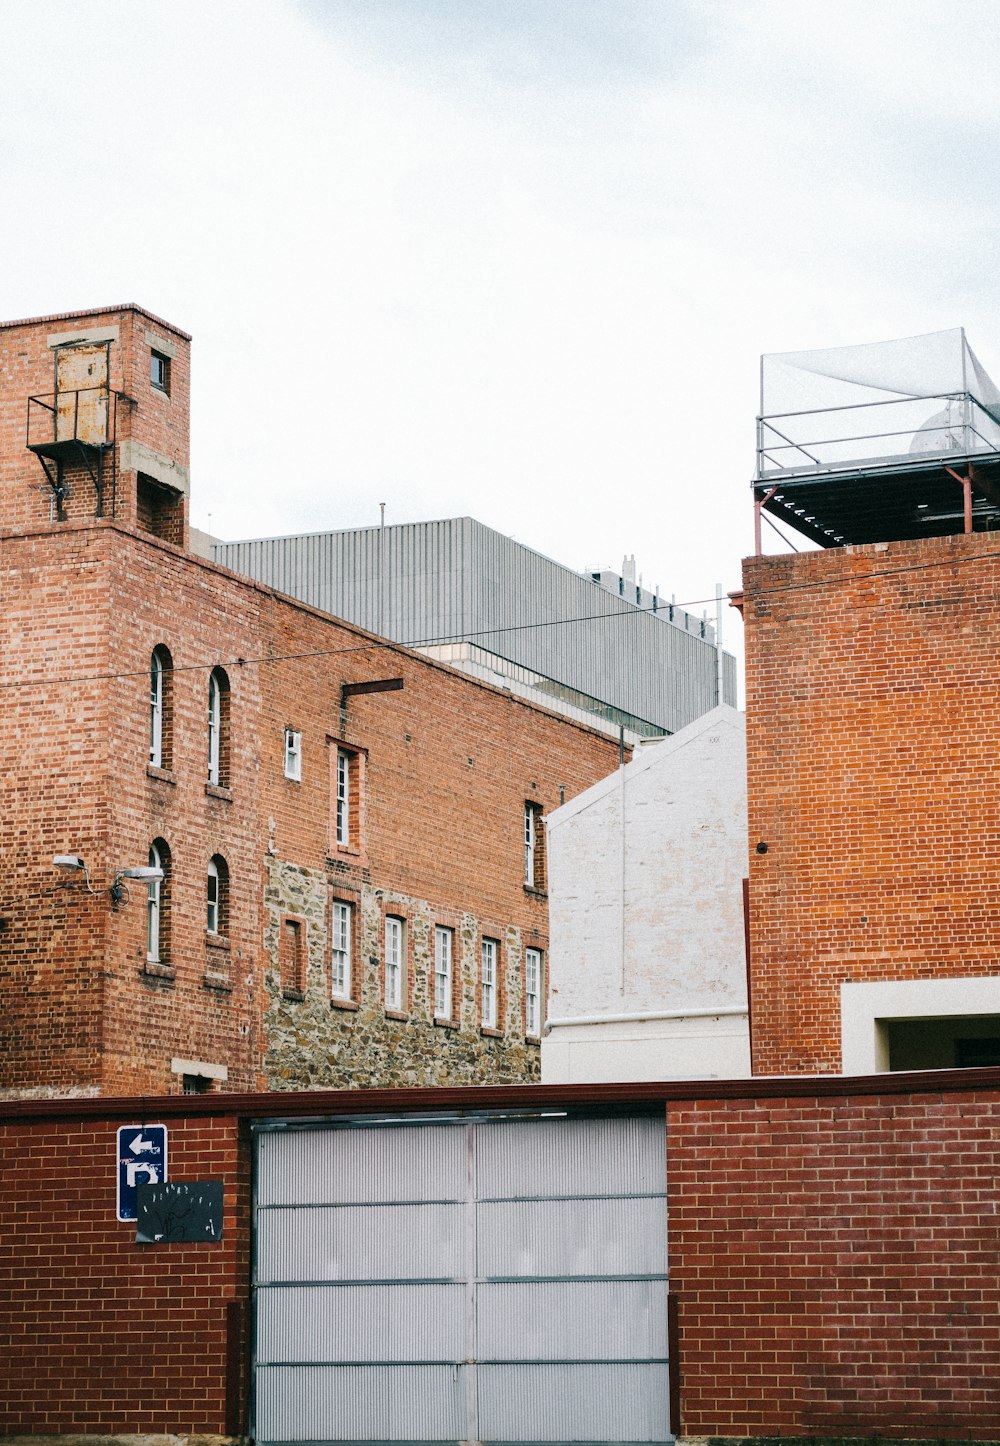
[0, 513, 618, 1096]
[1, 1077, 998, 1442]
[263, 859, 539, 1089]
[742, 533, 1000, 1074]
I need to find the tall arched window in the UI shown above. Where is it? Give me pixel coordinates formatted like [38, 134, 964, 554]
[207, 667, 230, 787]
[149, 645, 173, 768]
[147, 839, 171, 964]
[207, 854, 229, 936]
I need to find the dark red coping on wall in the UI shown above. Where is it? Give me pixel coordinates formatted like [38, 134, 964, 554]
[3, 1065, 1000, 1124]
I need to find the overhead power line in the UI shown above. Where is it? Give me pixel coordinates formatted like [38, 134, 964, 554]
[1, 541, 999, 693]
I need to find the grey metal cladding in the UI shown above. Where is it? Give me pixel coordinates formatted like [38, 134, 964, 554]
[254, 1363, 467, 1440]
[476, 1362, 670, 1441]
[256, 1202, 464, 1283]
[256, 1122, 465, 1206]
[475, 1114, 667, 1200]
[477, 1279, 668, 1361]
[477, 1195, 667, 1278]
[256, 1283, 464, 1362]
[215, 515, 735, 734]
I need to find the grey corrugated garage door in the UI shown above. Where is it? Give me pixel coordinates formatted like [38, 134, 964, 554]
[253, 1112, 670, 1444]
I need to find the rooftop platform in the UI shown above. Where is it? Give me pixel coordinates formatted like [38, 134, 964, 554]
[752, 328, 1000, 548]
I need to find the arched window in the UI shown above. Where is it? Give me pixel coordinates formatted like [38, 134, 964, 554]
[207, 667, 230, 787]
[147, 839, 171, 965]
[207, 854, 229, 936]
[149, 645, 173, 768]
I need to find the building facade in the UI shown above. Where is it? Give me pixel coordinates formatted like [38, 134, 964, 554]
[542, 705, 749, 1083]
[745, 330, 1000, 1075]
[0, 305, 622, 1098]
[212, 517, 737, 743]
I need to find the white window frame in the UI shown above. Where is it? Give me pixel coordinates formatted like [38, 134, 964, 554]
[434, 926, 453, 1020]
[331, 900, 352, 999]
[525, 947, 542, 1037]
[385, 915, 404, 1011]
[147, 842, 162, 963]
[525, 803, 538, 887]
[481, 937, 498, 1030]
[336, 749, 350, 845]
[207, 858, 220, 934]
[284, 727, 302, 782]
[208, 671, 221, 785]
[149, 651, 163, 766]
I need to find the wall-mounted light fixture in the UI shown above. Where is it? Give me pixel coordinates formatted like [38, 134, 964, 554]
[52, 855, 163, 909]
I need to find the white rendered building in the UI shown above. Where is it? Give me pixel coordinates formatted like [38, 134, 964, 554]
[542, 705, 750, 1083]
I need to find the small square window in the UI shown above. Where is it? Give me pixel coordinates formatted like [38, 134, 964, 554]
[284, 728, 302, 781]
[150, 349, 171, 394]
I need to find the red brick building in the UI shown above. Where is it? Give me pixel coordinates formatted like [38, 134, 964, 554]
[0, 305, 621, 1098]
[745, 331, 1000, 1075]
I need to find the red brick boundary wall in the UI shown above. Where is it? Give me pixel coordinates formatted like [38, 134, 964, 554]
[0, 1072, 998, 1442]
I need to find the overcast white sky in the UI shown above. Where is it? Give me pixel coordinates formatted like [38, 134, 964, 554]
[5, 0, 1000, 681]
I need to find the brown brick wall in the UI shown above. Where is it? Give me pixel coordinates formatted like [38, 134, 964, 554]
[667, 1085, 1000, 1439]
[0, 304, 190, 536]
[0, 519, 619, 1097]
[743, 534, 1000, 1074]
[1, 1079, 998, 1441]
[0, 1109, 249, 1435]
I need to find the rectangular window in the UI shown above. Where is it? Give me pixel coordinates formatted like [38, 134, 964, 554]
[481, 937, 499, 1030]
[281, 916, 306, 998]
[525, 947, 543, 1037]
[336, 750, 350, 845]
[284, 727, 302, 781]
[150, 349, 170, 393]
[207, 867, 219, 934]
[385, 915, 404, 1011]
[331, 900, 352, 999]
[434, 926, 454, 1020]
[524, 802, 545, 890]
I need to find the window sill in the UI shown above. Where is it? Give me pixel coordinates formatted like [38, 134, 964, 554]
[203, 971, 232, 993]
[433, 1015, 460, 1031]
[526, 1034, 541, 1046]
[146, 764, 176, 784]
[331, 995, 360, 1012]
[205, 933, 231, 952]
[142, 961, 175, 982]
[282, 988, 306, 1003]
[384, 1008, 410, 1022]
[205, 783, 233, 801]
[480, 1025, 504, 1038]
[523, 884, 548, 901]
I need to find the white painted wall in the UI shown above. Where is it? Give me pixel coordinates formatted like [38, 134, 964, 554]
[542, 705, 750, 1082]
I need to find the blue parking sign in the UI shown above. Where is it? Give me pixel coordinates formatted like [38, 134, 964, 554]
[117, 1124, 168, 1222]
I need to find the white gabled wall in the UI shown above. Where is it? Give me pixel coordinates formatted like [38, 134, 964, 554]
[542, 705, 750, 1082]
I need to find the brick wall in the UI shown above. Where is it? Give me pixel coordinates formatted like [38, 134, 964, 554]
[0, 1107, 248, 1436]
[1, 1076, 998, 1442]
[0, 518, 620, 1097]
[743, 534, 1000, 1074]
[0, 304, 190, 537]
[667, 1082, 1000, 1439]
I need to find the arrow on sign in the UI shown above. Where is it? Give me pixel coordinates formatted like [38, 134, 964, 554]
[129, 1134, 156, 1154]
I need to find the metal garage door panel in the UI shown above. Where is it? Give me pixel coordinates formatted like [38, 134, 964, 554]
[476, 1114, 666, 1199]
[257, 1122, 465, 1205]
[478, 1195, 667, 1278]
[255, 1363, 467, 1441]
[477, 1362, 670, 1442]
[257, 1202, 464, 1282]
[478, 1279, 667, 1362]
[257, 1283, 464, 1362]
